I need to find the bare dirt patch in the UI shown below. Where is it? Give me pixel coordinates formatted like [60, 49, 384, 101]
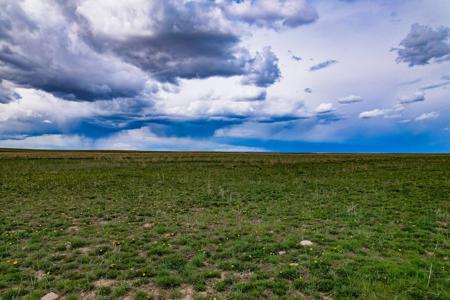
[145, 284, 170, 299]
[93, 279, 116, 288]
[67, 225, 79, 232]
[79, 291, 96, 300]
[290, 291, 315, 299]
[179, 284, 195, 300]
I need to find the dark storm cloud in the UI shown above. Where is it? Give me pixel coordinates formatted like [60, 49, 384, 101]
[0, 0, 315, 101]
[80, 1, 281, 86]
[393, 24, 450, 67]
[78, 1, 246, 83]
[309, 60, 338, 71]
[0, 1, 147, 101]
[98, 32, 247, 83]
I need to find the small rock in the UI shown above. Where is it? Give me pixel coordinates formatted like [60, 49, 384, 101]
[289, 263, 299, 267]
[41, 292, 59, 300]
[300, 240, 314, 246]
[143, 223, 153, 229]
[278, 250, 286, 255]
[35, 270, 46, 280]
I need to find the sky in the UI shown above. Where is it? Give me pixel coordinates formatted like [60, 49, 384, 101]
[0, 0, 449, 153]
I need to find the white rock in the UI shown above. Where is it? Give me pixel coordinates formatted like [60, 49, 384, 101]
[278, 250, 286, 255]
[41, 292, 59, 300]
[300, 240, 313, 246]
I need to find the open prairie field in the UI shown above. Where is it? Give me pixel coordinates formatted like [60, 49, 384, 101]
[0, 150, 449, 300]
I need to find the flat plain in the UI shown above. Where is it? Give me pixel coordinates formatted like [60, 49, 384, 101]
[0, 150, 449, 299]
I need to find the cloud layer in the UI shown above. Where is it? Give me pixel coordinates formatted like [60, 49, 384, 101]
[0, 0, 319, 101]
[0, 0, 449, 153]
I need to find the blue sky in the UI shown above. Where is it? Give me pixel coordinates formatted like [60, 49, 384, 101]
[0, 0, 449, 152]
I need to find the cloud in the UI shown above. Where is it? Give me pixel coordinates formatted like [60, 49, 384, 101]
[338, 95, 363, 104]
[359, 104, 405, 119]
[393, 23, 450, 67]
[398, 78, 422, 86]
[0, 80, 19, 103]
[420, 81, 450, 91]
[0, 1, 312, 101]
[359, 109, 385, 119]
[315, 103, 334, 114]
[94, 127, 264, 151]
[150, 76, 309, 120]
[77, 1, 290, 85]
[214, 116, 345, 143]
[0, 1, 149, 100]
[415, 112, 439, 122]
[241, 47, 281, 87]
[0, 86, 151, 135]
[0, 134, 92, 150]
[222, 0, 318, 29]
[309, 60, 338, 71]
[399, 91, 425, 104]
[0, 127, 264, 152]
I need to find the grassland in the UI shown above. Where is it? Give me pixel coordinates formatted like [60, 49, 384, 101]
[0, 150, 449, 300]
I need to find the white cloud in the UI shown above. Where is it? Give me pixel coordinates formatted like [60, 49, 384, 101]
[76, 0, 155, 37]
[314, 103, 334, 114]
[359, 104, 405, 119]
[415, 112, 439, 121]
[359, 109, 386, 119]
[0, 88, 100, 123]
[152, 76, 307, 119]
[222, 0, 318, 29]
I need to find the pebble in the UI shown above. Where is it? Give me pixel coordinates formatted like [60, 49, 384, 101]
[300, 240, 314, 246]
[41, 292, 59, 300]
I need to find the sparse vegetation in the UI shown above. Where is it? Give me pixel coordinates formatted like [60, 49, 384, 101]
[0, 150, 449, 299]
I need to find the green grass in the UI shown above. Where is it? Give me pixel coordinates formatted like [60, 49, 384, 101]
[0, 151, 449, 299]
